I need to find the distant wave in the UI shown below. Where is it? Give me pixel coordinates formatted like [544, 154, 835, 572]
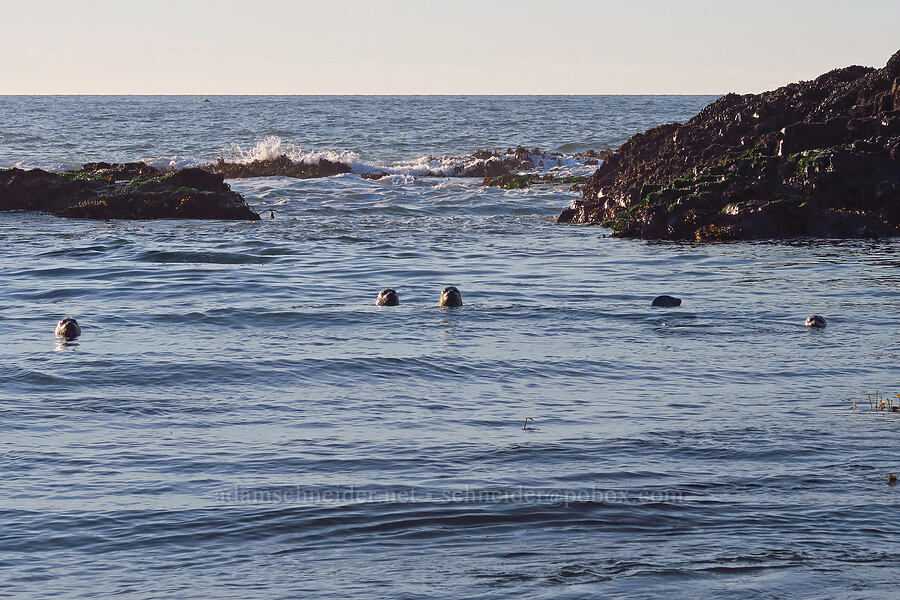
[5, 135, 607, 180]
[222, 136, 362, 171]
[195, 135, 606, 180]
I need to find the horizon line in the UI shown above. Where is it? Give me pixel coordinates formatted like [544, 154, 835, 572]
[0, 92, 728, 97]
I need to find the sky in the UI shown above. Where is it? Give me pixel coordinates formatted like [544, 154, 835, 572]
[2, 0, 898, 94]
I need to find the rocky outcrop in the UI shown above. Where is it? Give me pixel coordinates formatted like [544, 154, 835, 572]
[559, 50, 900, 240]
[206, 155, 352, 179]
[0, 162, 260, 220]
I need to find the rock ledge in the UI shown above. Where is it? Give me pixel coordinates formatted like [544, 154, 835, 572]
[0, 163, 260, 221]
[559, 50, 900, 240]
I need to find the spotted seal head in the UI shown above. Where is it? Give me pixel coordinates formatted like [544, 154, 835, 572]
[439, 286, 463, 307]
[375, 288, 400, 306]
[804, 315, 827, 328]
[55, 317, 81, 339]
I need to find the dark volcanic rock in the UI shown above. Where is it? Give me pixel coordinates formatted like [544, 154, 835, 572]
[0, 163, 260, 220]
[206, 155, 352, 179]
[483, 173, 589, 189]
[560, 50, 900, 240]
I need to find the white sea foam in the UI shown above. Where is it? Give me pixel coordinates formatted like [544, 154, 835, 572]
[31, 136, 599, 179]
[215, 136, 600, 179]
[5, 159, 84, 171]
[142, 155, 199, 170]
[222, 136, 365, 170]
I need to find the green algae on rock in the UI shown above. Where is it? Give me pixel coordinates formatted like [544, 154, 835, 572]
[0, 163, 260, 220]
[559, 49, 900, 240]
[483, 173, 589, 189]
[205, 154, 352, 179]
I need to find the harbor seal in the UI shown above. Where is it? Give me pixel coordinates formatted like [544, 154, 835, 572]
[804, 315, 827, 328]
[55, 317, 81, 340]
[439, 286, 463, 307]
[651, 295, 681, 307]
[375, 288, 400, 306]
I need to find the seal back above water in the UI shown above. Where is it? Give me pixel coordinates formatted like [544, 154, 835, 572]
[651, 295, 681, 307]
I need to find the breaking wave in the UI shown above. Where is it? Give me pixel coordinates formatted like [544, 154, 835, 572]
[201, 135, 604, 180]
[224, 136, 363, 171]
[9, 136, 604, 180]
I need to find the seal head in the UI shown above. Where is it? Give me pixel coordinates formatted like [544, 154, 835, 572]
[651, 295, 681, 308]
[804, 315, 827, 328]
[55, 317, 81, 340]
[376, 288, 400, 306]
[439, 286, 463, 307]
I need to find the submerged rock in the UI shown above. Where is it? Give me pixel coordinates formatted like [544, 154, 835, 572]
[0, 163, 260, 220]
[559, 49, 900, 240]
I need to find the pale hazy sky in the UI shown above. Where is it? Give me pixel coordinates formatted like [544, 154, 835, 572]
[2, 0, 898, 94]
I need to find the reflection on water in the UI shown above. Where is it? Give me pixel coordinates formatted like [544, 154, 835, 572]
[1, 95, 898, 599]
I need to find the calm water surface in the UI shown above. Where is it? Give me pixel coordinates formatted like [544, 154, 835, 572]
[1, 96, 899, 599]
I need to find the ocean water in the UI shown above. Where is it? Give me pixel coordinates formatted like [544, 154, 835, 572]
[1, 96, 899, 599]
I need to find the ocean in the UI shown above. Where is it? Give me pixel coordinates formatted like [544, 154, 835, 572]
[2, 95, 899, 598]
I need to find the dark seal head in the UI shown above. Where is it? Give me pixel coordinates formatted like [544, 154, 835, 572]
[375, 288, 400, 306]
[804, 315, 827, 328]
[439, 286, 463, 307]
[651, 295, 681, 308]
[55, 317, 81, 340]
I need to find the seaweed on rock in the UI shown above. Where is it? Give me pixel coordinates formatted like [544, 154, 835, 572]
[559, 49, 900, 240]
[0, 163, 260, 221]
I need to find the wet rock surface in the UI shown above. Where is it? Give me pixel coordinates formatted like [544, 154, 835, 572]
[559, 50, 900, 240]
[483, 173, 589, 190]
[206, 155, 352, 179]
[0, 162, 260, 220]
